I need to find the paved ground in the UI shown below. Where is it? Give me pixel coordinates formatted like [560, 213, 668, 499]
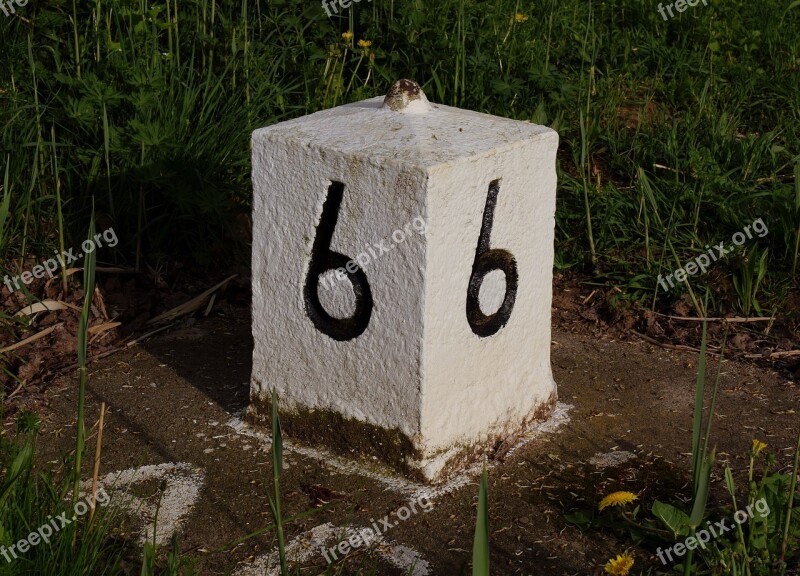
[37, 303, 799, 575]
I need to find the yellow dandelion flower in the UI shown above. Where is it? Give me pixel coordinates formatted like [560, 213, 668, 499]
[514, 12, 528, 22]
[752, 439, 767, 456]
[357, 39, 372, 48]
[598, 491, 638, 511]
[604, 551, 634, 576]
[342, 31, 354, 41]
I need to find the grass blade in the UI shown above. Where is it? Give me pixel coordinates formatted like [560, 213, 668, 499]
[691, 322, 709, 493]
[779, 428, 800, 574]
[270, 388, 288, 575]
[472, 463, 490, 576]
[73, 213, 97, 509]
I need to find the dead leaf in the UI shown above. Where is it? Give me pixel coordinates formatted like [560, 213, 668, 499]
[14, 300, 81, 317]
[146, 275, 236, 325]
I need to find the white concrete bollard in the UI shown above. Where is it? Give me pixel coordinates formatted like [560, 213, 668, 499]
[249, 80, 559, 483]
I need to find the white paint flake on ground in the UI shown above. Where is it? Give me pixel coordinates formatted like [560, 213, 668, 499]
[232, 522, 430, 576]
[377, 542, 431, 576]
[588, 450, 637, 470]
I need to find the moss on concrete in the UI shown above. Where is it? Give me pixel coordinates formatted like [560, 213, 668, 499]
[247, 389, 558, 484]
[246, 394, 424, 481]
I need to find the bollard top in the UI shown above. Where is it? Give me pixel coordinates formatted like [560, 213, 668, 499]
[382, 79, 433, 114]
[252, 81, 557, 169]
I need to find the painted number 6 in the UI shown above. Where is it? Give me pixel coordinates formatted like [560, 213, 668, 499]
[304, 181, 373, 341]
[465, 180, 518, 337]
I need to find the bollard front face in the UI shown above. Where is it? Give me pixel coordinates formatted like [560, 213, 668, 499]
[249, 82, 559, 483]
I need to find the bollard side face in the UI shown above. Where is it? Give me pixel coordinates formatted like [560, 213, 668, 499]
[249, 94, 559, 482]
[418, 135, 558, 479]
[249, 120, 428, 443]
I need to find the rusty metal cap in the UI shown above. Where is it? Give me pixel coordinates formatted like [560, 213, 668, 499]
[382, 79, 433, 113]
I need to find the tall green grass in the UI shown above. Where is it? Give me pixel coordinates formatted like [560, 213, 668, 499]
[1, 0, 798, 317]
[267, 388, 288, 576]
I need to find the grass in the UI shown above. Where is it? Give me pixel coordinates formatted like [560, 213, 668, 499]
[267, 388, 288, 576]
[472, 464, 490, 576]
[0, 220, 121, 576]
[0, 0, 797, 318]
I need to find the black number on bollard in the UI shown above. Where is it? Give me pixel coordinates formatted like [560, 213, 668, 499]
[304, 181, 373, 341]
[466, 180, 518, 337]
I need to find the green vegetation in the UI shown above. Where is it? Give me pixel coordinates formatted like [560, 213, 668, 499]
[0, 220, 122, 576]
[1, 0, 798, 316]
[472, 464, 490, 576]
[570, 324, 800, 575]
[0, 410, 125, 575]
[0, 219, 195, 576]
[268, 387, 289, 576]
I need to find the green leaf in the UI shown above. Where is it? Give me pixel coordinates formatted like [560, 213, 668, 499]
[0, 522, 9, 547]
[140, 541, 156, 576]
[0, 439, 34, 507]
[271, 388, 282, 479]
[690, 450, 715, 528]
[724, 466, 737, 502]
[472, 465, 490, 576]
[0, 162, 11, 253]
[652, 500, 692, 537]
[564, 511, 592, 526]
[78, 213, 97, 367]
[692, 322, 709, 491]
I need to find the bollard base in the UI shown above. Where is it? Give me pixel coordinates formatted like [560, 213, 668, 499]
[408, 390, 558, 483]
[245, 391, 425, 480]
[246, 387, 557, 484]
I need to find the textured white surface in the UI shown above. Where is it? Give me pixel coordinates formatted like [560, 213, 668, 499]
[232, 522, 430, 576]
[251, 93, 559, 482]
[588, 450, 637, 470]
[84, 462, 204, 545]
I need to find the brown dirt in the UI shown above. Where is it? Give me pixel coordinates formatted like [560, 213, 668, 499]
[30, 293, 800, 575]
